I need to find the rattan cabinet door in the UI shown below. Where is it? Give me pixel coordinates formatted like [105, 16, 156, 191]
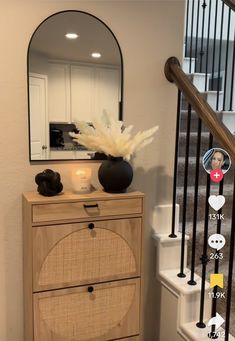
[34, 278, 140, 341]
[33, 218, 141, 291]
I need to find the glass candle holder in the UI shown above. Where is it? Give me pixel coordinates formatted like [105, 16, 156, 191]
[71, 168, 92, 193]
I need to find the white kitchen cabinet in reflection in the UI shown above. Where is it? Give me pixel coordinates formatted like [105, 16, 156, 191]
[71, 65, 120, 123]
[70, 65, 94, 123]
[47, 62, 120, 123]
[94, 67, 120, 120]
[47, 63, 71, 122]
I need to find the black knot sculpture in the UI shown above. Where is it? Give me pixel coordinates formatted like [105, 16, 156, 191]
[35, 169, 63, 196]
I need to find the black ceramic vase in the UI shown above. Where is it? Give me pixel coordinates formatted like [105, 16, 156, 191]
[98, 156, 133, 193]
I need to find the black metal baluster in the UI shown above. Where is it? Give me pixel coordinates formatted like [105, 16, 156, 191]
[185, 0, 190, 59]
[229, 30, 235, 111]
[189, 0, 195, 73]
[223, 7, 231, 111]
[178, 103, 191, 278]
[197, 134, 213, 328]
[194, 0, 201, 73]
[208, 179, 224, 339]
[211, 0, 219, 89]
[188, 117, 202, 285]
[225, 172, 235, 341]
[216, 1, 225, 111]
[199, 0, 207, 73]
[170, 90, 182, 238]
[205, 0, 212, 91]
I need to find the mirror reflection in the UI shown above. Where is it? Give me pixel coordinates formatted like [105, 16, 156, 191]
[28, 11, 122, 160]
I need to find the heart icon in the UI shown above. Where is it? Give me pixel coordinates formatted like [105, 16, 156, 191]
[208, 195, 225, 211]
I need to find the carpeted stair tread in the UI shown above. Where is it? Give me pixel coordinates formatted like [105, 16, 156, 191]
[178, 132, 223, 157]
[177, 181, 233, 231]
[180, 110, 222, 133]
[185, 219, 233, 264]
[177, 183, 234, 200]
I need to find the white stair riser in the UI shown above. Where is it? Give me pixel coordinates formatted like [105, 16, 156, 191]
[203, 92, 224, 111]
[180, 289, 211, 325]
[188, 74, 210, 92]
[222, 111, 235, 133]
[152, 204, 179, 234]
[155, 238, 188, 273]
[183, 58, 196, 74]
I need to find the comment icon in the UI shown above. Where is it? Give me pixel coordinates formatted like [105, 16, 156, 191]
[208, 234, 226, 251]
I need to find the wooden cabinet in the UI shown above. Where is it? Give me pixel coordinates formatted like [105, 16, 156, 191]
[23, 190, 144, 341]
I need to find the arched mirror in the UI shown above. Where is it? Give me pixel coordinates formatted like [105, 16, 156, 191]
[28, 11, 123, 161]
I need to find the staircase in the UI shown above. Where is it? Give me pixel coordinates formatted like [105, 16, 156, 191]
[152, 56, 235, 341]
[179, 57, 235, 337]
[154, 0, 235, 339]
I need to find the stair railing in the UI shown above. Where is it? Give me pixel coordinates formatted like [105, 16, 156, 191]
[183, 0, 235, 340]
[223, 0, 235, 11]
[165, 2, 235, 332]
[167, 0, 235, 338]
[165, 57, 235, 160]
[186, 0, 235, 112]
[165, 54, 235, 339]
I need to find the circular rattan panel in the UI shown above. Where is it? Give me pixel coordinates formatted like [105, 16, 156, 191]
[38, 228, 136, 286]
[37, 283, 136, 340]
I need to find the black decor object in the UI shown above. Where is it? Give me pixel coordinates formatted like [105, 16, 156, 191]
[49, 126, 64, 147]
[35, 169, 63, 196]
[98, 156, 133, 193]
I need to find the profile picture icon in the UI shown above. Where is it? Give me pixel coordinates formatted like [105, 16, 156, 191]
[202, 148, 231, 174]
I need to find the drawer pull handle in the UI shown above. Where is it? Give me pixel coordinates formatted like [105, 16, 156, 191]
[83, 203, 99, 209]
[88, 286, 94, 293]
[88, 223, 95, 229]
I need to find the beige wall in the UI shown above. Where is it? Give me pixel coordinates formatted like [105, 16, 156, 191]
[0, 1, 185, 340]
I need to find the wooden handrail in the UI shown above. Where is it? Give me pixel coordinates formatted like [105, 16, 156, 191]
[165, 57, 235, 162]
[223, 0, 235, 11]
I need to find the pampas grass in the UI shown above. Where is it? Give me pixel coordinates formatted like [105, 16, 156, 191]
[69, 112, 158, 160]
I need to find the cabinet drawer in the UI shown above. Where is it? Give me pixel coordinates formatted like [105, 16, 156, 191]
[32, 198, 142, 224]
[34, 278, 140, 341]
[33, 218, 141, 291]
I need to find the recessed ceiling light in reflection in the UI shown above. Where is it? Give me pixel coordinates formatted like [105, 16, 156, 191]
[65, 33, 79, 39]
[91, 52, 101, 58]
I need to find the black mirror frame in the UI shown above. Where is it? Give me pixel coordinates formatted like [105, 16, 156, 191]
[27, 10, 124, 162]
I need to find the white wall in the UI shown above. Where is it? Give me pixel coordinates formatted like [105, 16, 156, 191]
[29, 51, 49, 75]
[0, 1, 185, 340]
[159, 286, 184, 341]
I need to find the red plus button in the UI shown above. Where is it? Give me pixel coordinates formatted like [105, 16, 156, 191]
[210, 168, 224, 182]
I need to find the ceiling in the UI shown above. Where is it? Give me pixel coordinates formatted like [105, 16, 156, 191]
[29, 11, 121, 65]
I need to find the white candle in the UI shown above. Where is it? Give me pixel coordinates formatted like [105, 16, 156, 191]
[72, 168, 91, 193]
